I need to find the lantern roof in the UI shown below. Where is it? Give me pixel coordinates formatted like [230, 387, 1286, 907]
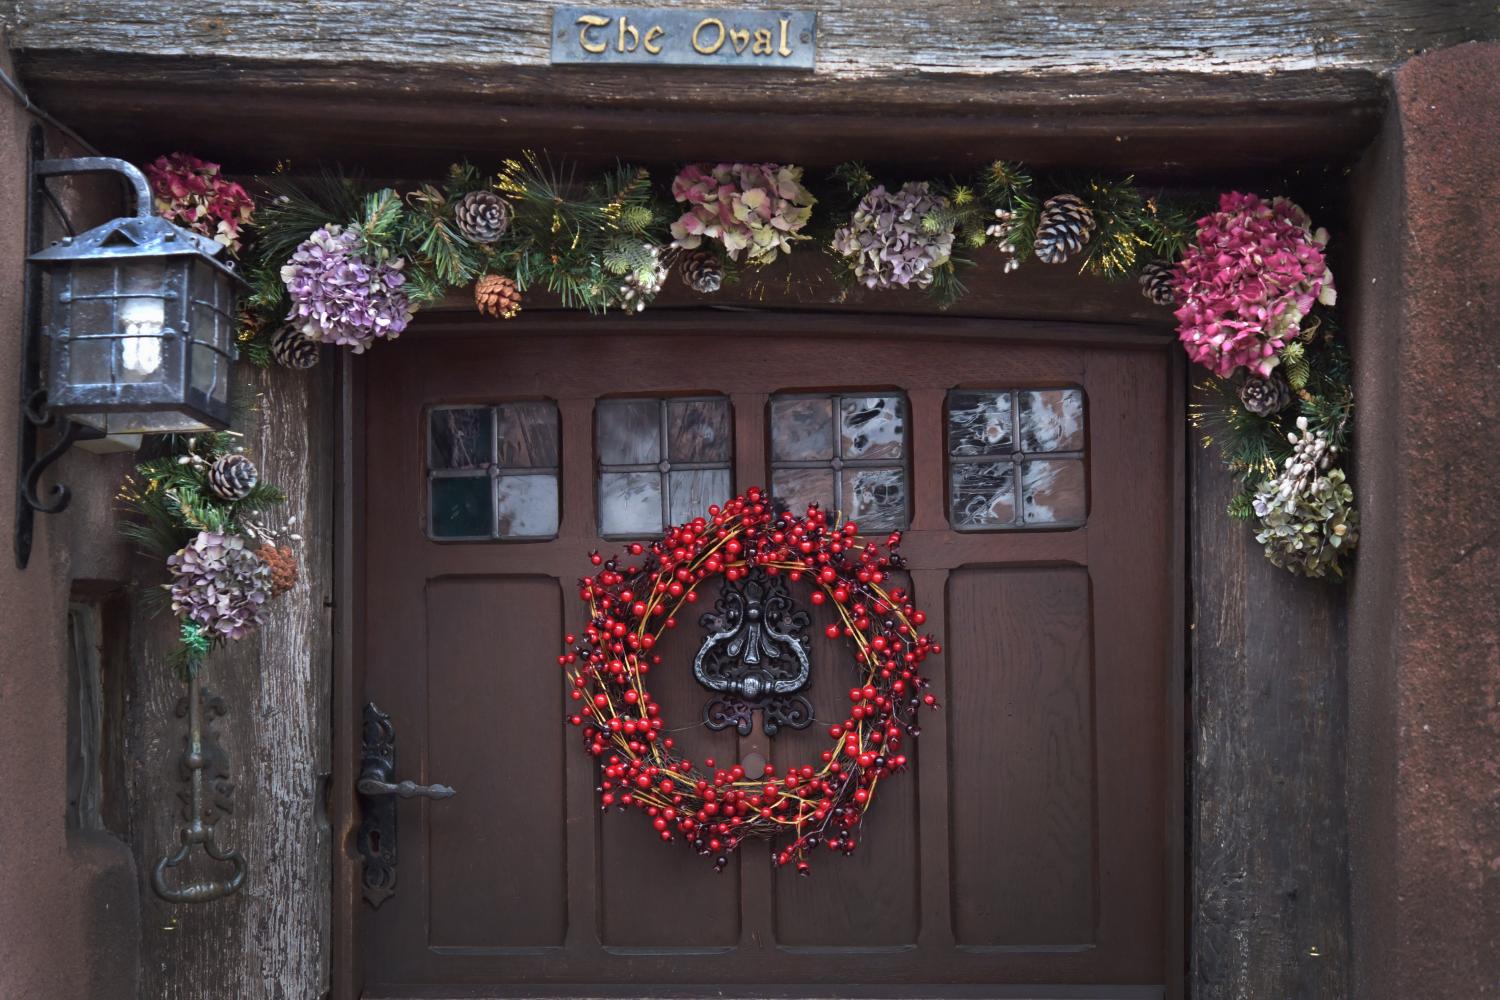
[29, 214, 243, 282]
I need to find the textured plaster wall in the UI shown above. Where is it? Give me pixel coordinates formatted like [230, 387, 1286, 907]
[0, 36, 139, 1000]
[1347, 40, 1500, 1000]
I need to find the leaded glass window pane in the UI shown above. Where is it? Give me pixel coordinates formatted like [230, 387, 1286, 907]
[768, 392, 909, 530]
[946, 388, 1086, 530]
[427, 401, 560, 540]
[596, 397, 733, 538]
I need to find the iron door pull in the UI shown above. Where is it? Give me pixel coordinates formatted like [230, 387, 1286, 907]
[356, 777, 456, 799]
[357, 702, 455, 907]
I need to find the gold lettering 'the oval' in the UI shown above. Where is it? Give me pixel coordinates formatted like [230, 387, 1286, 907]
[692, 17, 726, 55]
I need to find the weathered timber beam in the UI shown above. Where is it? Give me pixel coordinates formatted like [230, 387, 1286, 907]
[7, 2, 1495, 170]
[9, 0, 1497, 93]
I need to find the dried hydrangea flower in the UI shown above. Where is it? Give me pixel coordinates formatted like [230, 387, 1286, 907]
[832, 182, 956, 290]
[280, 225, 416, 353]
[669, 163, 816, 266]
[166, 530, 272, 641]
[146, 152, 255, 254]
[1171, 192, 1336, 379]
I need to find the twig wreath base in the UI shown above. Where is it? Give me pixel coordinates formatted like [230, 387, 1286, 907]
[562, 489, 940, 872]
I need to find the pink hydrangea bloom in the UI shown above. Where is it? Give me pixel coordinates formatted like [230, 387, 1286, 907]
[145, 152, 255, 255]
[1171, 192, 1336, 379]
[669, 163, 815, 265]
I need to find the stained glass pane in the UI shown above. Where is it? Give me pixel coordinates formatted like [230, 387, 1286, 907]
[1022, 458, 1087, 524]
[1019, 389, 1085, 453]
[950, 462, 1017, 529]
[772, 467, 835, 519]
[840, 395, 905, 460]
[948, 391, 1013, 456]
[430, 408, 493, 471]
[668, 399, 732, 462]
[431, 475, 493, 538]
[597, 400, 661, 465]
[669, 468, 731, 525]
[842, 467, 906, 530]
[497, 402, 559, 468]
[769, 397, 834, 462]
[496, 475, 559, 538]
[599, 471, 662, 537]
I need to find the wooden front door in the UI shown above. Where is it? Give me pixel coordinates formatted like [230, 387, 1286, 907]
[353, 315, 1180, 999]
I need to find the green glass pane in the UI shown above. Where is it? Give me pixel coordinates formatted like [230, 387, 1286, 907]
[431, 475, 493, 538]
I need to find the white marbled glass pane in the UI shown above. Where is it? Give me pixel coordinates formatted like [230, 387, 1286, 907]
[1022, 458, 1087, 524]
[669, 468, 731, 525]
[840, 395, 905, 460]
[772, 467, 835, 519]
[769, 397, 834, 462]
[497, 402, 559, 468]
[950, 462, 1018, 528]
[667, 399, 732, 463]
[599, 471, 662, 537]
[842, 467, 907, 530]
[1019, 388, 1085, 453]
[948, 391, 1014, 456]
[496, 474, 559, 539]
[597, 400, 661, 465]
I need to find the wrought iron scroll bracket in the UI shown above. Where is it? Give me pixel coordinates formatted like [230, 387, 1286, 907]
[151, 672, 247, 904]
[693, 568, 815, 737]
[13, 124, 142, 568]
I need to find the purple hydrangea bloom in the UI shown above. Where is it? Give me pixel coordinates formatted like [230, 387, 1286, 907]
[832, 182, 955, 290]
[280, 225, 416, 354]
[166, 531, 272, 641]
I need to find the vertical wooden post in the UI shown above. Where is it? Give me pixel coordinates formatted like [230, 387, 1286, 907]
[1189, 383, 1350, 998]
[130, 361, 333, 998]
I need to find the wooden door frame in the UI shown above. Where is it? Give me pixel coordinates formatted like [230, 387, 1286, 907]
[329, 309, 1187, 1000]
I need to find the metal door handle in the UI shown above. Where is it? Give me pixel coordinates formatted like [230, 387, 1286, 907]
[357, 703, 457, 907]
[357, 777, 456, 800]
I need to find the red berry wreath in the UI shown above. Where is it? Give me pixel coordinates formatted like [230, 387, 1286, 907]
[562, 488, 940, 872]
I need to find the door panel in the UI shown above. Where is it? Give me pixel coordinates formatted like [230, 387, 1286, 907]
[948, 566, 1095, 948]
[357, 323, 1177, 998]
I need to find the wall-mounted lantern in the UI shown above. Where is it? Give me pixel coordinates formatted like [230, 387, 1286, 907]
[15, 126, 244, 568]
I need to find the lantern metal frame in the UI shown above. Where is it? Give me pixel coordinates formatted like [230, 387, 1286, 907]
[14, 125, 244, 569]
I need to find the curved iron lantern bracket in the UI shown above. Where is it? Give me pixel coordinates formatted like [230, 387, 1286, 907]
[14, 124, 148, 568]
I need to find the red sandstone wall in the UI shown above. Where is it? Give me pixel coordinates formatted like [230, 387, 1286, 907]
[1348, 40, 1500, 1000]
[0, 37, 139, 1000]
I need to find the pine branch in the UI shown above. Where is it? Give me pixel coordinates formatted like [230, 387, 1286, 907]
[1190, 377, 1290, 480]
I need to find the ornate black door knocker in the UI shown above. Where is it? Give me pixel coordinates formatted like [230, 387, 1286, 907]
[694, 567, 814, 736]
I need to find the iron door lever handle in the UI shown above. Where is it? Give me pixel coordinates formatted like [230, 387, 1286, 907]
[357, 777, 456, 800]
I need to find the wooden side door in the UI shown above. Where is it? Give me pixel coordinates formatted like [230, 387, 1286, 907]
[354, 315, 1180, 999]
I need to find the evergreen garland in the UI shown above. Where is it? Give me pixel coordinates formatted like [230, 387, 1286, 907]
[160, 150, 1356, 580]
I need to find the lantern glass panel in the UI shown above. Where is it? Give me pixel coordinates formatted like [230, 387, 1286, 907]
[186, 260, 234, 410]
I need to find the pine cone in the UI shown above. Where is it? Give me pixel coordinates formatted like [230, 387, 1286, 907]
[455, 190, 512, 244]
[1032, 194, 1098, 265]
[207, 454, 259, 501]
[256, 542, 299, 597]
[680, 248, 724, 294]
[474, 274, 522, 319]
[270, 324, 321, 370]
[1238, 375, 1293, 417]
[1138, 259, 1176, 306]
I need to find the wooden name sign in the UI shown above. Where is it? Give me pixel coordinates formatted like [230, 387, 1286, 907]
[551, 7, 817, 68]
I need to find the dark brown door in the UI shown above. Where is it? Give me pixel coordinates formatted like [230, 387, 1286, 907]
[355, 316, 1180, 999]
